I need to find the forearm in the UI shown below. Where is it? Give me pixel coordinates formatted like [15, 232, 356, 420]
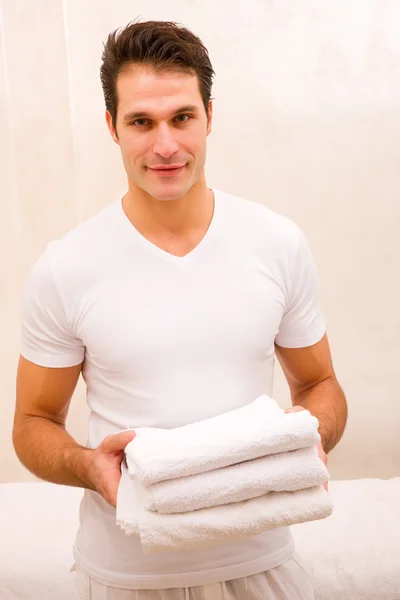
[13, 415, 94, 489]
[292, 376, 348, 454]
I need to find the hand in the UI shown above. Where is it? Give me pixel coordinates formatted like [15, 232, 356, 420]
[85, 430, 136, 507]
[284, 405, 328, 491]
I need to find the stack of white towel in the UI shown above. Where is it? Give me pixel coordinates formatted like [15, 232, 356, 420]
[117, 395, 333, 553]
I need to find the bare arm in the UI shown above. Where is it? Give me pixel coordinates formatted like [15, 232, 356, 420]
[12, 356, 93, 488]
[275, 333, 348, 454]
[12, 356, 135, 506]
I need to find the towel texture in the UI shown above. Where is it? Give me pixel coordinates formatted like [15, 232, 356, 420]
[140, 445, 329, 514]
[117, 464, 332, 553]
[125, 395, 321, 486]
[117, 396, 332, 554]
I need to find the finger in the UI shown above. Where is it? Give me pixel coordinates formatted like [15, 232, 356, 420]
[284, 405, 305, 414]
[104, 488, 117, 508]
[108, 488, 118, 508]
[101, 430, 136, 453]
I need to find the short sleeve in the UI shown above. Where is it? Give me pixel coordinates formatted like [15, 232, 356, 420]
[19, 251, 85, 367]
[275, 228, 326, 348]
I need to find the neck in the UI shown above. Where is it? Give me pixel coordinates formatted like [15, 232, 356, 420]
[122, 177, 214, 238]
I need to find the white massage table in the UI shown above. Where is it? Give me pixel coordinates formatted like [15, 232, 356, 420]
[0, 478, 399, 599]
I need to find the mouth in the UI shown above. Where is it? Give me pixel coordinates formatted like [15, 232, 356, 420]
[148, 164, 186, 177]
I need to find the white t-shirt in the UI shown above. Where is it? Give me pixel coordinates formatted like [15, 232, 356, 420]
[19, 188, 326, 590]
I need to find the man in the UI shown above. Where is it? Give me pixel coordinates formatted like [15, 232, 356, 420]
[13, 19, 347, 600]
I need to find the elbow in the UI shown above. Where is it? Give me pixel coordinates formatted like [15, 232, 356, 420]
[11, 412, 32, 464]
[12, 416, 24, 461]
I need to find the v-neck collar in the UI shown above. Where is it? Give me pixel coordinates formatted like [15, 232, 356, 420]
[115, 188, 220, 266]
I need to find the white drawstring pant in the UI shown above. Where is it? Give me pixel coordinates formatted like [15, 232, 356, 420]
[76, 554, 315, 600]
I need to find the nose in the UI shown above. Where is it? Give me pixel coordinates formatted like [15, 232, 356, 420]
[152, 123, 179, 158]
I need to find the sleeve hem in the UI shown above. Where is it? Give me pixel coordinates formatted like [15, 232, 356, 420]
[275, 324, 326, 349]
[20, 348, 84, 368]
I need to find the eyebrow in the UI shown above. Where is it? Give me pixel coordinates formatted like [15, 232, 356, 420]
[123, 105, 199, 123]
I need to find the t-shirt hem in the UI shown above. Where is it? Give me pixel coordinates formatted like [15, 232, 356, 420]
[72, 537, 295, 590]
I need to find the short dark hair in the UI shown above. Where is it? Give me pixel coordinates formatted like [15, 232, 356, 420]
[100, 20, 215, 130]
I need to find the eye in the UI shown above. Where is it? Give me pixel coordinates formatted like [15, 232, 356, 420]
[175, 114, 191, 123]
[132, 118, 149, 127]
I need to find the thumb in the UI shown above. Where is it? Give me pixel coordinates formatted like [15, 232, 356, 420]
[101, 430, 136, 453]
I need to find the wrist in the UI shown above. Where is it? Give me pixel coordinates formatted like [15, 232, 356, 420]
[79, 447, 96, 490]
[63, 445, 95, 490]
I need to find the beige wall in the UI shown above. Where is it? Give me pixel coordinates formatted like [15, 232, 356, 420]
[1, 0, 399, 483]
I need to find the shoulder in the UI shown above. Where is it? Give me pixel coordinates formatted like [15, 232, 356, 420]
[29, 201, 120, 290]
[215, 188, 302, 253]
[50, 201, 119, 257]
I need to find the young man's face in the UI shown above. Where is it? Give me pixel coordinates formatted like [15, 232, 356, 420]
[106, 64, 212, 201]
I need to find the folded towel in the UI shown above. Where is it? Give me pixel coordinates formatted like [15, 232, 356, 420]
[117, 465, 333, 553]
[125, 396, 320, 486]
[139, 445, 329, 514]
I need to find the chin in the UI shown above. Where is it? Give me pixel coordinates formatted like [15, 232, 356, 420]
[154, 193, 185, 202]
[147, 184, 192, 202]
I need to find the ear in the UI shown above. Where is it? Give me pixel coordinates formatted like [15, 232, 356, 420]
[106, 110, 120, 144]
[206, 100, 213, 136]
